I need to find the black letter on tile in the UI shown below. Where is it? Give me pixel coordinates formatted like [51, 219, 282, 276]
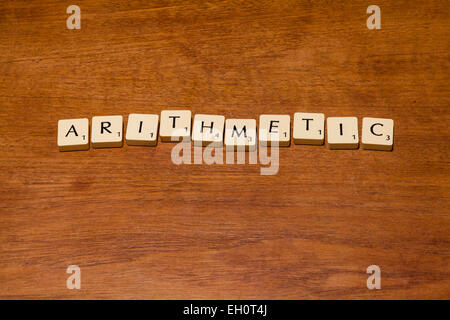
[169, 116, 180, 128]
[232, 125, 247, 138]
[302, 118, 313, 131]
[101, 122, 112, 134]
[201, 121, 214, 134]
[370, 123, 383, 136]
[269, 121, 279, 133]
[65, 125, 78, 137]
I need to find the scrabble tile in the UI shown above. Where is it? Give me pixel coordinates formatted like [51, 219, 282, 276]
[259, 115, 290, 147]
[362, 117, 394, 151]
[192, 114, 225, 147]
[91, 115, 123, 148]
[327, 117, 359, 149]
[224, 119, 257, 151]
[57, 118, 89, 151]
[126, 114, 159, 146]
[293, 112, 324, 145]
[160, 110, 191, 142]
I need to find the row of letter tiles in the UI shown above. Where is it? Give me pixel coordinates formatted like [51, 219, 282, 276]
[57, 113, 394, 151]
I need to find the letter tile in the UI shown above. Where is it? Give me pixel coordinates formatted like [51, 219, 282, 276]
[160, 110, 191, 142]
[192, 114, 225, 147]
[293, 112, 324, 145]
[259, 115, 290, 147]
[327, 117, 359, 149]
[57, 118, 89, 151]
[362, 117, 394, 151]
[126, 114, 159, 146]
[224, 119, 257, 151]
[91, 115, 123, 148]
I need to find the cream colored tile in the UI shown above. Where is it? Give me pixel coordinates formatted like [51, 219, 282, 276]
[125, 114, 159, 146]
[91, 115, 123, 148]
[192, 114, 225, 147]
[327, 117, 359, 149]
[160, 110, 191, 142]
[224, 119, 257, 151]
[293, 112, 324, 145]
[57, 118, 89, 151]
[259, 115, 290, 147]
[362, 117, 394, 151]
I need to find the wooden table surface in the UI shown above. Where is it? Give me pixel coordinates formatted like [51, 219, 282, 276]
[0, 0, 449, 299]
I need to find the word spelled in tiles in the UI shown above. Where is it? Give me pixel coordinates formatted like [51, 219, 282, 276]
[58, 112, 394, 152]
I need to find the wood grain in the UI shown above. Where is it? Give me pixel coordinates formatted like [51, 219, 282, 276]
[0, 0, 449, 299]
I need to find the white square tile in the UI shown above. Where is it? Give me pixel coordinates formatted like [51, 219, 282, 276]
[224, 119, 257, 151]
[160, 110, 191, 142]
[192, 114, 225, 147]
[259, 115, 290, 147]
[91, 115, 123, 148]
[362, 117, 394, 151]
[57, 118, 89, 151]
[126, 114, 159, 146]
[293, 112, 324, 145]
[327, 117, 359, 149]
